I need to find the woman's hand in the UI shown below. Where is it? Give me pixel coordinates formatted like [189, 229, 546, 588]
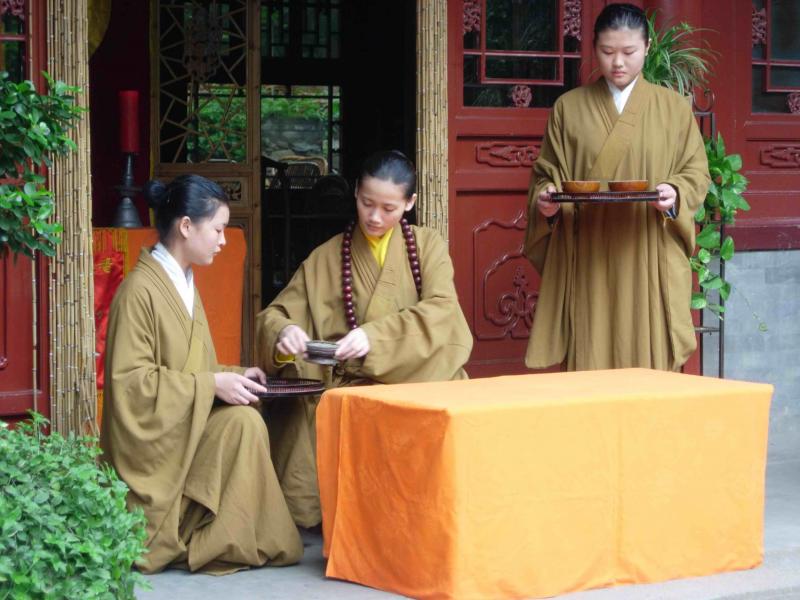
[651, 183, 677, 213]
[537, 184, 560, 217]
[277, 324, 310, 356]
[214, 372, 266, 405]
[335, 327, 370, 360]
[243, 366, 267, 384]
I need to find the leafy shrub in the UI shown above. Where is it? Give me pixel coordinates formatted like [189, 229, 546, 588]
[0, 71, 83, 259]
[0, 413, 149, 599]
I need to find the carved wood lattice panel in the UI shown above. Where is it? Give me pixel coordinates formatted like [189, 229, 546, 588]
[156, 0, 249, 163]
[472, 210, 539, 341]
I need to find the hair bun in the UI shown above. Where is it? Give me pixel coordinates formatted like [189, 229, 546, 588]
[143, 179, 168, 210]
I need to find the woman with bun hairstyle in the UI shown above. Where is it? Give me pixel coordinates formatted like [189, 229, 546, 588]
[524, 3, 710, 371]
[255, 150, 473, 529]
[100, 174, 302, 574]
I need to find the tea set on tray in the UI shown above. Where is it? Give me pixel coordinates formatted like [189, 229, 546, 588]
[255, 340, 341, 398]
[552, 179, 659, 203]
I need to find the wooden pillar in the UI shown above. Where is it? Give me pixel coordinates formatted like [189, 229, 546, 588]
[415, 0, 449, 241]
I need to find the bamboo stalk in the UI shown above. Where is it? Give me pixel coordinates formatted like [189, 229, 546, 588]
[416, 0, 449, 241]
[46, 0, 97, 436]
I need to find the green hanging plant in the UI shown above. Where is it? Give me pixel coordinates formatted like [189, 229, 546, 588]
[0, 71, 84, 259]
[689, 133, 752, 319]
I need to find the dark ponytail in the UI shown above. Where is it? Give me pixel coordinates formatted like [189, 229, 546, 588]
[593, 3, 649, 45]
[357, 150, 417, 199]
[144, 174, 228, 242]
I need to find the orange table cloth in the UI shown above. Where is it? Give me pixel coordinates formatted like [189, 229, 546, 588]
[317, 368, 773, 600]
[93, 227, 246, 424]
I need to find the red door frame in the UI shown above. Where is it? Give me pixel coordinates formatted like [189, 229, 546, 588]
[0, 0, 51, 424]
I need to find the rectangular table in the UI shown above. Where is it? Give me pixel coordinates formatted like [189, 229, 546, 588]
[317, 369, 773, 600]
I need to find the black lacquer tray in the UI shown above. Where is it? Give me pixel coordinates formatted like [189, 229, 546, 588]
[256, 377, 326, 398]
[551, 191, 660, 203]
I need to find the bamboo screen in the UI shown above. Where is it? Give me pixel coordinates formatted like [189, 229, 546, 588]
[415, 0, 449, 241]
[46, 0, 97, 435]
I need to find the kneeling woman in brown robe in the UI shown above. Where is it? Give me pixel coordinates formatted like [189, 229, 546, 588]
[100, 175, 303, 574]
[255, 151, 473, 528]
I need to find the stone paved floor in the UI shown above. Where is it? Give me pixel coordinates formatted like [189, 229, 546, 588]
[138, 459, 800, 600]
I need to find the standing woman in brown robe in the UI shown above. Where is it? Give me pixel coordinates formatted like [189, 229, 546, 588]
[524, 3, 710, 371]
[255, 150, 473, 528]
[100, 175, 302, 574]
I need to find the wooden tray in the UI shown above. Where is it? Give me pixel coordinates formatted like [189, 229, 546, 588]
[255, 377, 326, 398]
[551, 191, 659, 203]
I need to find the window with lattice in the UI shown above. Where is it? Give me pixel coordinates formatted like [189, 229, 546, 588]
[463, 0, 582, 108]
[0, 2, 26, 83]
[751, 0, 800, 114]
[261, 84, 341, 183]
[261, 0, 340, 60]
[156, 1, 249, 163]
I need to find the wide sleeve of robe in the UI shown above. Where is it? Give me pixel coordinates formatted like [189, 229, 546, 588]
[524, 97, 575, 274]
[255, 264, 310, 374]
[358, 227, 473, 383]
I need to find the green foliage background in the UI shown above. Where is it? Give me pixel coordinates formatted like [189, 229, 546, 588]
[0, 72, 83, 259]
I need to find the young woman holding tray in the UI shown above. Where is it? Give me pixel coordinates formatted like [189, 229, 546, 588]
[524, 3, 710, 371]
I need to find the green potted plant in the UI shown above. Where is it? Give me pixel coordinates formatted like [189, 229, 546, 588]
[690, 133, 762, 325]
[0, 413, 149, 598]
[0, 71, 83, 259]
[641, 12, 717, 96]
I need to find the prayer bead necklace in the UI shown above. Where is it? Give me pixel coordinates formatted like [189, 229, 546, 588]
[341, 218, 422, 330]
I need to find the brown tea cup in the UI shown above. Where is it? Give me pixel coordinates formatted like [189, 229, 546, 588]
[608, 180, 649, 192]
[562, 180, 601, 193]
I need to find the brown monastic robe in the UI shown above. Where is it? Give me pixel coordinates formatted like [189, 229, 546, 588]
[100, 249, 303, 574]
[255, 224, 473, 527]
[524, 77, 710, 371]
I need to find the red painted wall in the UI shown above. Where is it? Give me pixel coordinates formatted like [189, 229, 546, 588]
[89, 0, 151, 226]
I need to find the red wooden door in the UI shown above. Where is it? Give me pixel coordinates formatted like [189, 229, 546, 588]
[448, 0, 604, 377]
[701, 0, 800, 251]
[0, 256, 46, 422]
[0, 0, 50, 424]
